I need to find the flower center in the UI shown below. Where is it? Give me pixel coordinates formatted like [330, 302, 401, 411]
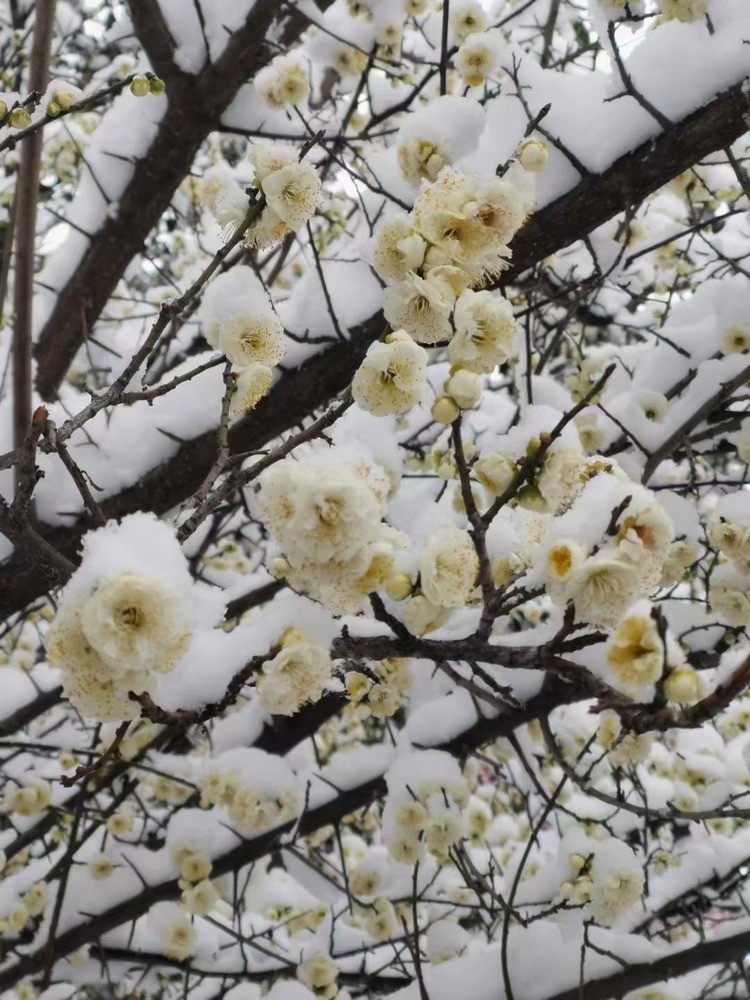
[317, 499, 342, 526]
[120, 605, 143, 629]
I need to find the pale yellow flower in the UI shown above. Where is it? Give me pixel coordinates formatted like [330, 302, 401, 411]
[450, 1, 488, 44]
[605, 610, 663, 695]
[229, 364, 273, 419]
[661, 0, 709, 22]
[298, 952, 338, 990]
[261, 161, 321, 229]
[455, 34, 499, 87]
[352, 332, 427, 416]
[78, 573, 192, 675]
[419, 527, 479, 608]
[720, 323, 750, 355]
[372, 215, 426, 283]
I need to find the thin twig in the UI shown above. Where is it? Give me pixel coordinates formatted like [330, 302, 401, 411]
[439, 0, 450, 97]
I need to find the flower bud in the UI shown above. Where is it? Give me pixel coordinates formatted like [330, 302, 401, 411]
[149, 76, 166, 95]
[664, 666, 702, 705]
[519, 138, 549, 173]
[445, 369, 482, 409]
[431, 395, 460, 424]
[385, 573, 412, 601]
[54, 90, 76, 111]
[130, 76, 151, 97]
[10, 108, 31, 129]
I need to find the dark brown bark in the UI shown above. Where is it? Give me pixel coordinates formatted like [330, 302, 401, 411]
[13, 1, 56, 456]
[4, 80, 750, 618]
[0, 676, 584, 989]
[546, 926, 750, 1000]
[33, 0, 331, 401]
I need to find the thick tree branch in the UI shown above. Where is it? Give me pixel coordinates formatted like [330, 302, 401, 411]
[546, 924, 750, 1000]
[33, 0, 333, 401]
[0, 677, 586, 988]
[4, 79, 750, 617]
[125, 0, 180, 84]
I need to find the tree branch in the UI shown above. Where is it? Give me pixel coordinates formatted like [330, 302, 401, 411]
[33, 0, 336, 401]
[0, 677, 586, 989]
[4, 79, 750, 617]
[546, 924, 750, 1000]
[12, 0, 56, 462]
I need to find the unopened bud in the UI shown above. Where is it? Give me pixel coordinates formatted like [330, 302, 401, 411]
[385, 573, 412, 601]
[664, 666, 702, 705]
[9, 107, 31, 129]
[53, 90, 75, 111]
[519, 138, 549, 173]
[431, 395, 460, 425]
[130, 76, 150, 97]
[445, 369, 482, 409]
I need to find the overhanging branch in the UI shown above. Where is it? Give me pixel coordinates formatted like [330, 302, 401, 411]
[4, 80, 750, 617]
[0, 676, 584, 989]
[32, 0, 333, 401]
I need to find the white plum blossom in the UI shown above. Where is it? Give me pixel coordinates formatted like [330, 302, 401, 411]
[352, 331, 428, 416]
[148, 902, 197, 962]
[261, 161, 322, 229]
[229, 363, 273, 418]
[77, 573, 192, 675]
[199, 748, 299, 836]
[605, 602, 664, 698]
[248, 143, 298, 183]
[383, 270, 456, 345]
[402, 594, 450, 636]
[297, 952, 338, 990]
[589, 840, 645, 925]
[444, 368, 482, 409]
[537, 472, 674, 626]
[518, 138, 549, 172]
[565, 553, 643, 628]
[213, 314, 285, 369]
[455, 32, 500, 87]
[259, 454, 385, 565]
[449, 1, 489, 44]
[474, 451, 517, 497]
[257, 632, 332, 716]
[661, 0, 709, 22]
[709, 562, 750, 626]
[371, 214, 427, 284]
[258, 445, 404, 614]
[244, 144, 321, 246]
[449, 289, 518, 372]
[419, 527, 479, 608]
[395, 95, 486, 188]
[200, 164, 248, 233]
[5, 780, 51, 817]
[202, 266, 286, 370]
[383, 750, 469, 861]
[413, 167, 530, 282]
[254, 54, 310, 109]
[46, 516, 218, 722]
